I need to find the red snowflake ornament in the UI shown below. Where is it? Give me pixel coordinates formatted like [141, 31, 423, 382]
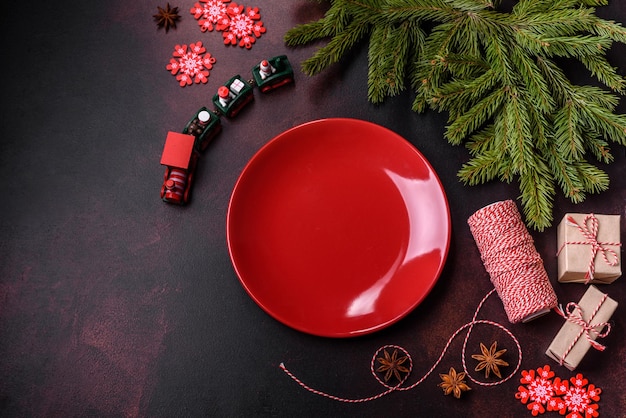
[189, 0, 265, 49]
[166, 42, 216, 87]
[190, 0, 231, 32]
[515, 366, 601, 418]
[553, 374, 602, 418]
[223, 3, 265, 49]
[516, 366, 556, 416]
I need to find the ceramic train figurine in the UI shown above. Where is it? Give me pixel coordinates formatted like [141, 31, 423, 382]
[160, 55, 294, 205]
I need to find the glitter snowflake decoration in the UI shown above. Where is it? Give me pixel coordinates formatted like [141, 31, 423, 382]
[166, 42, 216, 87]
[515, 366, 601, 418]
[516, 365, 556, 416]
[222, 3, 265, 49]
[190, 0, 230, 32]
[551, 374, 601, 418]
[189, 0, 265, 49]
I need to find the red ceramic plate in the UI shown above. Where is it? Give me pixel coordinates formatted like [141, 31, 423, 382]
[227, 119, 450, 337]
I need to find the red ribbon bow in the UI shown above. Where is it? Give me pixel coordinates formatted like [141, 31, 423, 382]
[559, 214, 621, 284]
[555, 296, 611, 365]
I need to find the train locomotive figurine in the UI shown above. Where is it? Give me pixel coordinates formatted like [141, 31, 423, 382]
[160, 132, 199, 205]
[159, 55, 294, 205]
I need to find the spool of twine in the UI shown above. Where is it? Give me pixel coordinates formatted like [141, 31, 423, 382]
[467, 200, 557, 323]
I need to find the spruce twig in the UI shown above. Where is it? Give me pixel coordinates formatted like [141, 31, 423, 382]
[285, 0, 626, 230]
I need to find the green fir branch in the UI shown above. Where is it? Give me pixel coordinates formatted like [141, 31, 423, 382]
[579, 54, 626, 92]
[465, 124, 496, 156]
[367, 21, 416, 102]
[285, 0, 626, 230]
[458, 148, 502, 185]
[591, 17, 626, 43]
[581, 131, 613, 163]
[300, 18, 373, 75]
[511, 48, 555, 115]
[503, 89, 534, 174]
[444, 87, 507, 145]
[527, 104, 551, 149]
[515, 9, 597, 37]
[554, 101, 586, 161]
[518, 158, 555, 230]
[384, 0, 464, 23]
[430, 69, 498, 118]
[574, 162, 610, 194]
[545, 142, 587, 202]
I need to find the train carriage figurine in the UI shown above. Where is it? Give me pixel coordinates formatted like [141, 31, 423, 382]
[183, 107, 222, 152]
[212, 75, 254, 118]
[160, 132, 199, 205]
[252, 55, 294, 93]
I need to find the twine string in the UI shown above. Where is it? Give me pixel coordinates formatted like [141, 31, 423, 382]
[555, 294, 612, 365]
[279, 289, 523, 403]
[280, 201, 555, 402]
[467, 200, 558, 323]
[556, 214, 621, 284]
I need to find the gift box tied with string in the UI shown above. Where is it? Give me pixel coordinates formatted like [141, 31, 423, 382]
[546, 286, 617, 371]
[556, 213, 622, 284]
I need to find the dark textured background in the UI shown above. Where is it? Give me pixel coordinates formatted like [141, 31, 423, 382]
[1, 1, 624, 417]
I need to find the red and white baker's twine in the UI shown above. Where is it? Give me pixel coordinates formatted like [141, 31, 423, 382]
[555, 294, 612, 365]
[280, 201, 563, 402]
[279, 289, 523, 403]
[556, 214, 621, 284]
[467, 200, 558, 324]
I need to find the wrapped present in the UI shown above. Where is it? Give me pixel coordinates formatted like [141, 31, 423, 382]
[546, 286, 617, 370]
[556, 213, 622, 284]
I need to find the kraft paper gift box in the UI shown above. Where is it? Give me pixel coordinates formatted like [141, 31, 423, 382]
[557, 213, 622, 284]
[546, 286, 618, 370]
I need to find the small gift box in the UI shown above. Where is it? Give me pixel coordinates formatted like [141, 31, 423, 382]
[556, 213, 622, 284]
[546, 286, 617, 370]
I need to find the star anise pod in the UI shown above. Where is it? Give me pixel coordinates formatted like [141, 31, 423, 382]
[438, 367, 471, 398]
[471, 341, 509, 379]
[376, 349, 409, 382]
[153, 3, 180, 33]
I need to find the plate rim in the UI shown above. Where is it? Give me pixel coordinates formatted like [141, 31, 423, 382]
[226, 118, 451, 337]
